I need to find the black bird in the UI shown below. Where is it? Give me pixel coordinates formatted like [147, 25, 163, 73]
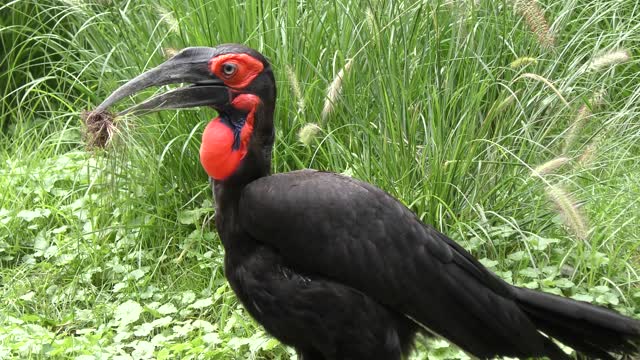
[94, 44, 640, 360]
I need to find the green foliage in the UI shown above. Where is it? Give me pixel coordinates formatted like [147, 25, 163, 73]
[1, 0, 639, 359]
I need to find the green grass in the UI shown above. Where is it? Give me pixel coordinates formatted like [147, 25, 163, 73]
[1, 0, 639, 358]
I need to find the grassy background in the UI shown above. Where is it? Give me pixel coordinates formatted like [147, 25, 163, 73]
[1, 0, 639, 358]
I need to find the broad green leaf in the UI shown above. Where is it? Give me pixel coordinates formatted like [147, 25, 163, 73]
[519, 268, 540, 278]
[202, 332, 222, 345]
[177, 208, 212, 225]
[134, 322, 155, 337]
[158, 303, 178, 315]
[526, 236, 560, 251]
[478, 258, 498, 268]
[592, 285, 610, 294]
[128, 269, 147, 281]
[553, 278, 575, 289]
[181, 291, 196, 304]
[131, 340, 155, 359]
[172, 321, 194, 337]
[189, 297, 213, 309]
[571, 294, 594, 302]
[507, 251, 526, 261]
[17, 209, 51, 222]
[192, 319, 214, 332]
[151, 316, 173, 328]
[114, 300, 143, 326]
[596, 292, 619, 306]
[19, 292, 35, 302]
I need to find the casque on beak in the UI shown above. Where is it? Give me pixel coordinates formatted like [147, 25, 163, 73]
[95, 47, 231, 115]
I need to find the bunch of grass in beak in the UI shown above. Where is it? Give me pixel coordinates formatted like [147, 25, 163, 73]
[81, 109, 117, 149]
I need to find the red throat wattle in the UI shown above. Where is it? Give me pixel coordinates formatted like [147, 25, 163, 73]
[199, 94, 261, 180]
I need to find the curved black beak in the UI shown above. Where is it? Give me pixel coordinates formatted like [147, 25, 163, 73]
[95, 47, 230, 115]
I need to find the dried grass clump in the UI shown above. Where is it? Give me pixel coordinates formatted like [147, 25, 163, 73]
[513, 0, 555, 49]
[81, 110, 117, 149]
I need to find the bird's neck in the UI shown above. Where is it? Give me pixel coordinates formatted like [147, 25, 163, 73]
[212, 179, 256, 256]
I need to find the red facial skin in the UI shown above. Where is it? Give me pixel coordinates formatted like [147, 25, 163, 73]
[200, 54, 264, 180]
[208, 53, 264, 89]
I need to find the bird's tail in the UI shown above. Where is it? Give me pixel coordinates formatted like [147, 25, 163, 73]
[513, 286, 640, 359]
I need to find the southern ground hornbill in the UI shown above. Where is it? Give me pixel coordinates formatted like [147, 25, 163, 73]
[92, 44, 640, 360]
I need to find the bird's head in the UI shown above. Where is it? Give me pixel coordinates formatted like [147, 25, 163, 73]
[95, 44, 276, 182]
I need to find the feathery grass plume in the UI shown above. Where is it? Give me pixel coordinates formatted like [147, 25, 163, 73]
[513, 0, 555, 49]
[321, 58, 353, 123]
[155, 5, 179, 32]
[588, 49, 631, 72]
[563, 92, 605, 153]
[298, 123, 322, 146]
[81, 110, 118, 149]
[546, 184, 589, 241]
[286, 65, 305, 114]
[531, 157, 570, 177]
[365, 8, 378, 40]
[495, 92, 518, 112]
[60, 0, 89, 11]
[163, 47, 179, 59]
[510, 56, 538, 69]
[578, 134, 602, 167]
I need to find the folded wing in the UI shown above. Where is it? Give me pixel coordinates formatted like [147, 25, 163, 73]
[239, 170, 566, 359]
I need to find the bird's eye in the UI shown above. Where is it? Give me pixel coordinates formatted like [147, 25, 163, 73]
[222, 63, 237, 76]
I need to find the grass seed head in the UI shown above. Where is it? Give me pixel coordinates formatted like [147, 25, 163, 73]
[366, 8, 378, 40]
[321, 58, 353, 123]
[510, 56, 538, 69]
[163, 47, 180, 59]
[546, 184, 589, 241]
[155, 5, 179, 32]
[513, 0, 555, 49]
[563, 91, 606, 153]
[588, 49, 631, 72]
[531, 157, 570, 177]
[578, 135, 602, 167]
[286, 65, 305, 114]
[81, 110, 117, 149]
[298, 123, 322, 146]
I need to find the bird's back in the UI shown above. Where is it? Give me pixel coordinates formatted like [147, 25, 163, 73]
[240, 170, 570, 359]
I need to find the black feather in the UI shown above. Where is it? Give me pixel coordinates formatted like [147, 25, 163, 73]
[240, 170, 634, 359]
[515, 287, 640, 358]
